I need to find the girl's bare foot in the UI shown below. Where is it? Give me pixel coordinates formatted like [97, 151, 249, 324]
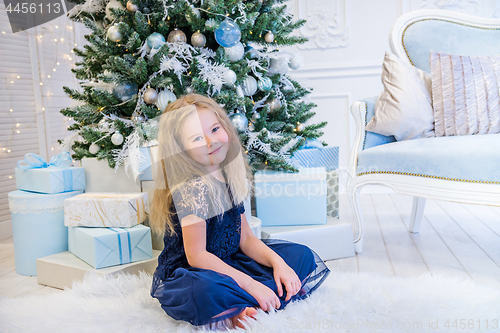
[231, 307, 258, 329]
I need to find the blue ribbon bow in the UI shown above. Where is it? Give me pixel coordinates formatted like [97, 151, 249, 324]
[17, 152, 72, 170]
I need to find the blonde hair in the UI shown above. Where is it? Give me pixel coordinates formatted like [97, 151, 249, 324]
[150, 94, 253, 237]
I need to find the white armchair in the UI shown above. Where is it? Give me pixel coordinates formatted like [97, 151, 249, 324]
[347, 10, 500, 254]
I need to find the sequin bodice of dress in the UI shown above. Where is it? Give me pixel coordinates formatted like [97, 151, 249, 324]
[155, 177, 244, 280]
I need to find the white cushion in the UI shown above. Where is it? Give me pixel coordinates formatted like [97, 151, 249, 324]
[430, 51, 500, 136]
[366, 52, 435, 141]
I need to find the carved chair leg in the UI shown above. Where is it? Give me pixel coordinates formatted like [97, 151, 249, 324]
[347, 183, 364, 254]
[409, 197, 426, 233]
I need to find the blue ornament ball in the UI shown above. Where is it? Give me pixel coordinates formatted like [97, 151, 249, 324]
[147, 32, 165, 50]
[229, 113, 248, 133]
[112, 82, 138, 102]
[257, 77, 272, 91]
[214, 18, 241, 47]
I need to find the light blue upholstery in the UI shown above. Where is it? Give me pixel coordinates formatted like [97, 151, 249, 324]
[360, 96, 396, 150]
[357, 133, 500, 183]
[403, 19, 500, 73]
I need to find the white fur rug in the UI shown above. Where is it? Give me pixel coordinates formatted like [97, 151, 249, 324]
[1, 270, 499, 333]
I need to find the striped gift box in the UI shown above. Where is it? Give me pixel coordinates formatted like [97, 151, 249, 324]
[289, 145, 339, 218]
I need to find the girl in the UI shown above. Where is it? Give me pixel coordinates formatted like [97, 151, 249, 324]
[150, 94, 330, 330]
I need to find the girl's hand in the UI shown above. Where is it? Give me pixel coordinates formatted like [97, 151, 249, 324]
[245, 280, 281, 312]
[273, 261, 301, 302]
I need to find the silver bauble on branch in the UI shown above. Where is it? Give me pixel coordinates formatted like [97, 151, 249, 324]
[105, 0, 125, 21]
[288, 54, 303, 70]
[147, 32, 165, 49]
[111, 132, 124, 145]
[191, 31, 206, 47]
[264, 31, 274, 43]
[229, 112, 248, 133]
[106, 25, 122, 42]
[156, 90, 177, 111]
[267, 98, 281, 113]
[223, 69, 237, 86]
[268, 57, 289, 75]
[224, 42, 244, 62]
[242, 76, 257, 96]
[167, 28, 187, 43]
[89, 143, 101, 154]
[126, 0, 138, 12]
[251, 112, 261, 121]
[144, 88, 158, 104]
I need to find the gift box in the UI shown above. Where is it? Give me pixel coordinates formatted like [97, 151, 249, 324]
[288, 141, 338, 171]
[64, 192, 149, 228]
[288, 141, 340, 219]
[81, 157, 141, 193]
[255, 167, 327, 226]
[15, 152, 85, 194]
[68, 224, 153, 269]
[261, 216, 355, 261]
[8, 189, 83, 276]
[37, 250, 161, 290]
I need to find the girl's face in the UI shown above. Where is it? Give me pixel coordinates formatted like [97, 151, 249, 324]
[180, 107, 229, 174]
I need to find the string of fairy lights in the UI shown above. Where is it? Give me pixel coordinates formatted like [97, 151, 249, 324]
[1, 7, 79, 181]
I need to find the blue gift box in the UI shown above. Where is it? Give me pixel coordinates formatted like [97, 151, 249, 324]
[15, 152, 86, 194]
[8, 189, 83, 276]
[254, 167, 327, 226]
[68, 224, 153, 269]
[288, 140, 339, 171]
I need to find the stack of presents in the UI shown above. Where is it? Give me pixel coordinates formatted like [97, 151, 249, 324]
[8, 141, 354, 290]
[8, 152, 157, 289]
[255, 140, 355, 261]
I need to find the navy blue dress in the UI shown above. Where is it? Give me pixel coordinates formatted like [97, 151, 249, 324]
[150, 178, 330, 328]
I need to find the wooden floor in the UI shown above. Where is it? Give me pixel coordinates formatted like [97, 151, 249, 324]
[1, 193, 500, 298]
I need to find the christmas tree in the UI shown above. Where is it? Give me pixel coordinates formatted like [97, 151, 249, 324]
[59, 0, 328, 174]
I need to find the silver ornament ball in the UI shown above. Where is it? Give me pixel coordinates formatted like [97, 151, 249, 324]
[167, 28, 187, 43]
[251, 112, 261, 121]
[111, 132, 124, 145]
[191, 31, 206, 47]
[89, 143, 101, 154]
[264, 31, 274, 43]
[224, 42, 244, 62]
[144, 88, 158, 104]
[288, 55, 302, 70]
[223, 69, 237, 86]
[131, 114, 146, 124]
[107, 25, 122, 43]
[230, 113, 248, 133]
[105, 0, 125, 21]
